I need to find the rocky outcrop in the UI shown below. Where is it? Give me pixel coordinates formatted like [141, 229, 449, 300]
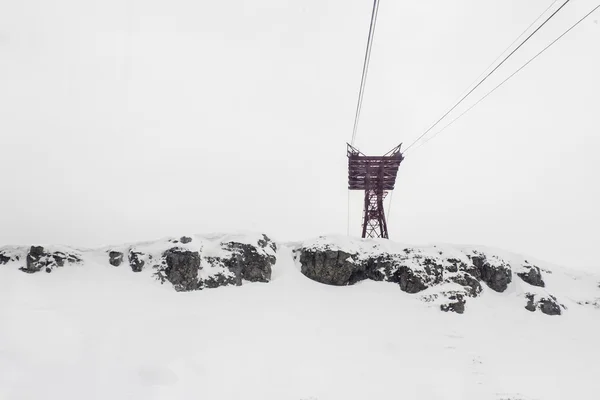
[162, 248, 201, 291]
[296, 246, 484, 299]
[19, 246, 81, 273]
[471, 254, 512, 292]
[109, 251, 124, 267]
[295, 239, 567, 315]
[180, 236, 193, 244]
[132, 234, 277, 292]
[525, 293, 563, 316]
[298, 249, 359, 286]
[518, 265, 545, 287]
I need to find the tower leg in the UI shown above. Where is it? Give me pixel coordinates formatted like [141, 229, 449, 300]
[361, 189, 389, 239]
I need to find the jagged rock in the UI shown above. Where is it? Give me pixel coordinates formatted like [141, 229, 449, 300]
[109, 251, 124, 267]
[180, 236, 192, 244]
[472, 255, 512, 292]
[299, 249, 362, 286]
[447, 272, 482, 297]
[397, 266, 429, 293]
[440, 293, 466, 314]
[221, 239, 276, 283]
[518, 266, 545, 287]
[163, 248, 201, 291]
[129, 251, 145, 272]
[525, 293, 563, 316]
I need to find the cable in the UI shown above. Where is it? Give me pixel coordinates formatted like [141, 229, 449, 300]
[451, 0, 561, 106]
[402, 0, 572, 153]
[410, 3, 600, 153]
[351, 0, 381, 146]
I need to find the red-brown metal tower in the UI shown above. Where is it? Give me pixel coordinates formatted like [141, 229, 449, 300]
[347, 143, 404, 239]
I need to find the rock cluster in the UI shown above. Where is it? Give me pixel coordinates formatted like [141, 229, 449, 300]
[11, 246, 82, 273]
[109, 234, 277, 292]
[295, 242, 557, 315]
[525, 293, 563, 316]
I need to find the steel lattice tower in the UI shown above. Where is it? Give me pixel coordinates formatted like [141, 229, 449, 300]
[347, 143, 404, 239]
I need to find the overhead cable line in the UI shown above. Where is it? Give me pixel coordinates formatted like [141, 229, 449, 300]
[450, 0, 561, 106]
[402, 0, 572, 154]
[351, 0, 381, 146]
[410, 3, 600, 153]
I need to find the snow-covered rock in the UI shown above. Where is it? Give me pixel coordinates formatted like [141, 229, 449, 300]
[0, 233, 277, 292]
[292, 235, 586, 315]
[1, 233, 598, 317]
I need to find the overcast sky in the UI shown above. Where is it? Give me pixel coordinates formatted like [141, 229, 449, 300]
[0, 0, 598, 271]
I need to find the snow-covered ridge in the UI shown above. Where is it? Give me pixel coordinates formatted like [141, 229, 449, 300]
[0, 232, 277, 292]
[294, 235, 600, 315]
[1, 233, 598, 316]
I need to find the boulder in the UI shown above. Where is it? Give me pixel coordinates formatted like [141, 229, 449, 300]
[109, 251, 124, 267]
[180, 236, 193, 244]
[472, 255, 512, 292]
[298, 248, 363, 286]
[525, 293, 563, 316]
[518, 266, 545, 287]
[163, 248, 201, 291]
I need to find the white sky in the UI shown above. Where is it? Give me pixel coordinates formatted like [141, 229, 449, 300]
[0, 0, 598, 271]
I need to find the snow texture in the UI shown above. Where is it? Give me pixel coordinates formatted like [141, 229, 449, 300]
[1, 233, 599, 399]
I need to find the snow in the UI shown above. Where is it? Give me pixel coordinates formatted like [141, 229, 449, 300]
[1, 236, 599, 400]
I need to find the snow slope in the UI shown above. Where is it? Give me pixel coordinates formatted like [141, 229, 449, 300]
[1, 235, 599, 400]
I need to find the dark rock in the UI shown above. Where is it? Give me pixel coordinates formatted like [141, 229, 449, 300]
[525, 293, 563, 315]
[200, 273, 238, 289]
[163, 248, 201, 291]
[222, 240, 276, 283]
[180, 236, 192, 244]
[517, 266, 545, 287]
[128, 251, 145, 272]
[525, 294, 537, 312]
[539, 297, 562, 316]
[109, 251, 124, 267]
[23, 246, 46, 273]
[440, 293, 466, 314]
[0, 252, 11, 265]
[448, 273, 483, 297]
[20, 246, 81, 273]
[473, 255, 512, 292]
[299, 249, 362, 286]
[366, 255, 400, 282]
[397, 266, 429, 293]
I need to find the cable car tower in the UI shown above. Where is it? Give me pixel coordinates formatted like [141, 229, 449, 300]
[346, 0, 404, 239]
[347, 143, 404, 239]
